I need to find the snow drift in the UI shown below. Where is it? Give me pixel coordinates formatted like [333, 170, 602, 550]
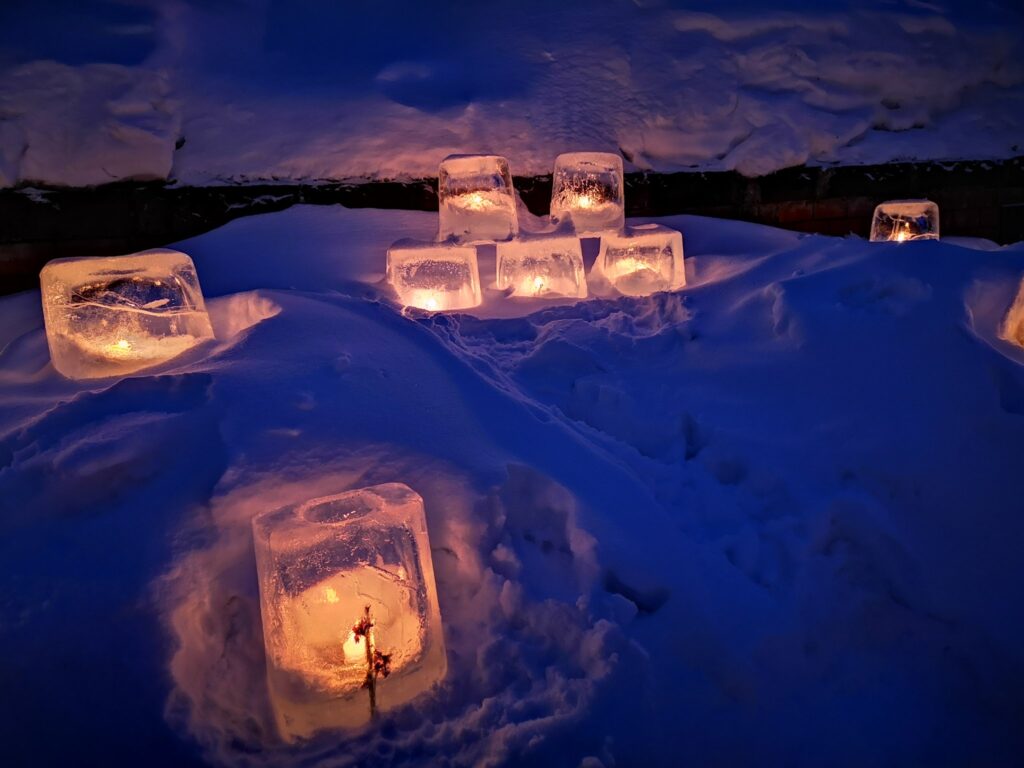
[1, 204, 1023, 765]
[0, 0, 1021, 187]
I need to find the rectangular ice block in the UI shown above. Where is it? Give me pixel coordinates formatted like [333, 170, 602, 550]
[39, 249, 214, 380]
[550, 152, 625, 234]
[594, 224, 685, 296]
[496, 234, 587, 299]
[386, 240, 482, 311]
[438, 154, 519, 242]
[252, 483, 447, 741]
[870, 199, 940, 242]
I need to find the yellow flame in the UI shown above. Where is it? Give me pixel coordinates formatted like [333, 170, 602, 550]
[115, 339, 131, 350]
[577, 194, 595, 209]
[424, 297, 440, 311]
[532, 275, 548, 293]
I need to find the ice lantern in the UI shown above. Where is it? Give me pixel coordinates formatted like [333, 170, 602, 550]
[387, 240, 482, 311]
[438, 154, 519, 242]
[550, 152, 625, 234]
[496, 234, 587, 299]
[252, 484, 447, 741]
[594, 224, 685, 296]
[39, 249, 214, 380]
[870, 199, 940, 242]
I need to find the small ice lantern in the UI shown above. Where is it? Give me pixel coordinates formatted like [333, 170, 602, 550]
[496, 234, 587, 299]
[593, 224, 685, 296]
[550, 152, 625, 234]
[870, 199, 940, 242]
[438, 154, 519, 242]
[252, 483, 447, 741]
[387, 240, 482, 312]
[39, 249, 214, 380]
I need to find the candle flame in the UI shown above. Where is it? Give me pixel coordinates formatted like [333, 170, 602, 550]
[423, 297, 440, 311]
[577, 194, 595, 209]
[115, 339, 131, 350]
[531, 275, 548, 294]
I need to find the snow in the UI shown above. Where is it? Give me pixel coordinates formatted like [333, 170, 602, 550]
[0, 1, 1022, 188]
[1, 203, 1023, 765]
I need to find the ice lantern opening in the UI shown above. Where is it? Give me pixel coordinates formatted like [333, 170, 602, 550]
[438, 154, 519, 242]
[39, 249, 214, 380]
[496, 234, 587, 299]
[550, 152, 625, 234]
[870, 199, 940, 242]
[253, 484, 447, 741]
[594, 224, 685, 296]
[387, 240, 482, 312]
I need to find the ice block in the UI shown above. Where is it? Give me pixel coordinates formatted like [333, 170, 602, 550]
[39, 249, 214, 379]
[550, 152, 625, 234]
[438, 154, 519, 242]
[252, 483, 447, 741]
[870, 199, 940, 242]
[496, 234, 587, 299]
[387, 240, 482, 311]
[593, 224, 685, 296]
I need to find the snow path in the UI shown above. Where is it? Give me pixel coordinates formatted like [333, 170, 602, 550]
[1, 207, 1024, 765]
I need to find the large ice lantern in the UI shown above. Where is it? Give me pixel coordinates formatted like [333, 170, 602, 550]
[550, 152, 625, 234]
[593, 224, 685, 296]
[39, 249, 214, 380]
[252, 483, 447, 741]
[870, 199, 940, 242]
[387, 240, 482, 311]
[438, 154, 519, 242]
[496, 234, 587, 299]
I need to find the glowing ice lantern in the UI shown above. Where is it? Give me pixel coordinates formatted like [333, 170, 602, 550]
[870, 199, 940, 242]
[387, 240, 482, 311]
[438, 154, 519, 242]
[496, 234, 587, 299]
[550, 152, 625, 234]
[252, 483, 447, 741]
[594, 224, 685, 296]
[39, 249, 214, 380]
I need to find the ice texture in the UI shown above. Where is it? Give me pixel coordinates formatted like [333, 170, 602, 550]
[496, 234, 587, 299]
[39, 249, 214, 380]
[593, 224, 685, 296]
[870, 199, 940, 242]
[387, 240, 482, 311]
[252, 483, 447, 741]
[550, 152, 625, 234]
[438, 154, 519, 242]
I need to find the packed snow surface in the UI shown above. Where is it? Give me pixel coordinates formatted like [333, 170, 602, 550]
[0, 0, 1022, 187]
[1, 204, 1024, 766]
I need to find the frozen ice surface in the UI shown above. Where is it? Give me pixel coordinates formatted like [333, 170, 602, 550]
[387, 240, 482, 312]
[870, 199, 940, 242]
[252, 483, 447, 742]
[496, 234, 587, 299]
[39, 249, 214, 380]
[438, 154, 519, 242]
[594, 224, 685, 296]
[550, 152, 625, 234]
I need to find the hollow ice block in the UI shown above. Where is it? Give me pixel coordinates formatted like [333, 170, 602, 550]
[496, 234, 587, 299]
[387, 240, 482, 311]
[39, 249, 214, 379]
[252, 483, 447, 741]
[593, 224, 685, 296]
[550, 152, 625, 234]
[870, 199, 940, 242]
[438, 154, 519, 242]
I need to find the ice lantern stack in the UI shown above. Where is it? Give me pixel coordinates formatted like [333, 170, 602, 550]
[39, 249, 214, 379]
[252, 483, 447, 741]
[870, 199, 940, 242]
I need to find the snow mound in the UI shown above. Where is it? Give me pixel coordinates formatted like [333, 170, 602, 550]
[1, 205, 1023, 766]
[1, 1, 1022, 187]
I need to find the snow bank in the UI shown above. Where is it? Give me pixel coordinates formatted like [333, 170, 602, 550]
[1, 204, 1023, 765]
[0, 1, 1021, 187]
